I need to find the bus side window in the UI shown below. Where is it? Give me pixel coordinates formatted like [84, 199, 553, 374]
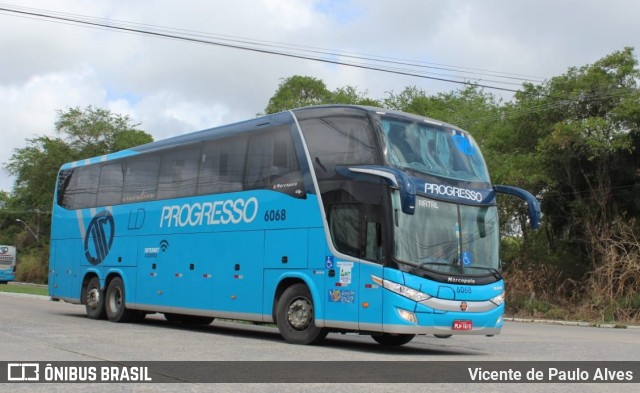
[299, 116, 378, 180]
[123, 155, 160, 203]
[245, 126, 301, 193]
[198, 135, 246, 195]
[329, 204, 361, 259]
[97, 163, 124, 206]
[158, 147, 200, 200]
[69, 165, 100, 209]
[56, 169, 75, 208]
[365, 221, 383, 261]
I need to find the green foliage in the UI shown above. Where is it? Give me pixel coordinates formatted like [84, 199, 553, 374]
[265, 75, 379, 113]
[55, 106, 153, 157]
[3, 106, 153, 282]
[15, 247, 49, 284]
[265, 76, 332, 114]
[331, 85, 381, 107]
[5, 106, 153, 215]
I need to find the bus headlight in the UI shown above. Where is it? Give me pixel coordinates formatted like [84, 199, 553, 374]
[490, 292, 505, 306]
[371, 275, 430, 302]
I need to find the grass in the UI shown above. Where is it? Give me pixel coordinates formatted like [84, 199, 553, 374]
[0, 282, 48, 296]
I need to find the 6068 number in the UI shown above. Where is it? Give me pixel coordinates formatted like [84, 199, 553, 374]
[264, 209, 287, 222]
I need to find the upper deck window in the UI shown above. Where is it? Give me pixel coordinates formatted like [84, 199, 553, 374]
[381, 116, 490, 184]
[298, 114, 378, 181]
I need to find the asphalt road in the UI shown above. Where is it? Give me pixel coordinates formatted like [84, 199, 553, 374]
[0, 292, 638, 392]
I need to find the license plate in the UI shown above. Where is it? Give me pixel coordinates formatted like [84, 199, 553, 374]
[453, 320, 473, 331]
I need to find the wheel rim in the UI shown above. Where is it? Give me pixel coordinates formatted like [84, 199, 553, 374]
[287, 297, 312, 331]
[86, 287, 100, 310]
[109, 287, 123, 313]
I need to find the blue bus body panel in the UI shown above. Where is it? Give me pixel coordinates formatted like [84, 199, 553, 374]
[0, 270, 15, 282]
[377, 267, 504, 334]
[49, 190, 325, 320]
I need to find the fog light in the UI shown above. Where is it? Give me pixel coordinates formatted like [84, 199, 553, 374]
[490, 292, 505, 306]
[397, 308, 417, 324]
[496, 316, 503, 326]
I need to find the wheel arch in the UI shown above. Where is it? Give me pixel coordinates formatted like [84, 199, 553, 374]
[80, 269, 101, 305]
[271, 274, 323, 326]
[104, 269, 129, 300]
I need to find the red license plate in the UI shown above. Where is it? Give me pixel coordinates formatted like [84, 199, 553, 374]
[453, 320, 473, 331]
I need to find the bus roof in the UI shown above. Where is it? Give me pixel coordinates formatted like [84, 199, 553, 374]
[60, 105, 469, 169]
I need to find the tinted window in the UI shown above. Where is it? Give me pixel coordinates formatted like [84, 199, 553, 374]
[97, 163, 123, 206]
[299, 116, 378, 180]
[56, 169, 75, 208]
[158, 147, 200, 199]
[245, 126, 303, 195]
[123, 155, 160, 203]
[329, 204, 361, 258]
[64, 165, 99, 209]
[198, 136, 246, 195]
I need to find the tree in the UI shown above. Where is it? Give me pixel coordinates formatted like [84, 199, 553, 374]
[266, 76, 331, 114]
[265, 75, 379, 114]
[55, 106, 152, 157]
[502, 48, 640, 294]
[5, 106, 153, 228]
[330, 86, 380, 107]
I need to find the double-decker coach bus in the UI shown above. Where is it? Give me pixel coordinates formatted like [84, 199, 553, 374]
[49, 105, 539, 345]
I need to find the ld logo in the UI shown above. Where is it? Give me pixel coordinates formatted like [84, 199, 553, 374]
[84, 210, 115, 265]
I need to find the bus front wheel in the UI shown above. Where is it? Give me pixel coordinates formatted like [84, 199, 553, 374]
[84, 276, 106, 320]
[276, 283, 327, 345]
[372, 334, 415, 346]
[105, 277, 143, 323]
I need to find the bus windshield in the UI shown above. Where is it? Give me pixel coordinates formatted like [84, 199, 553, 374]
[392, 193, 500, 275]
[381, 116, 490, 183]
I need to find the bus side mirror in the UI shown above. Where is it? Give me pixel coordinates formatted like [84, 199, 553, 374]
[493, 185, 541, 229]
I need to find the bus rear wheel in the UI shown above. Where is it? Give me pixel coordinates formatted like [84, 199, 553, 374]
[276, 283, 327, 345]
[372, 334, 415, 346]
[84, 276, 106, 320]
[105, 277, 143, 323]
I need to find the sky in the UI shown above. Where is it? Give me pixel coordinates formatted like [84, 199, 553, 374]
[1, 0, 639, 194]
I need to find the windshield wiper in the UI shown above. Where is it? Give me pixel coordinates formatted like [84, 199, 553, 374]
[409, 261, 458, 275]
[409, 260, 501, 279]
[462, 265, 502, 279]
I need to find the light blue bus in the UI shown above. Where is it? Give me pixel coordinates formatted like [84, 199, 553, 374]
[0, 245, 17, 283]
[49, 105, 539, 345]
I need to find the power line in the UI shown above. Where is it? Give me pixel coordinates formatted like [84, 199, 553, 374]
[0, 4, 530, 92]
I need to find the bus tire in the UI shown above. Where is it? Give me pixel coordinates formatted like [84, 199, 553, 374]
[276, 283, 327, 345]
[372, 333, 415, 346]
[84, 276, 106, 320]
[105, 277, 137, 323]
